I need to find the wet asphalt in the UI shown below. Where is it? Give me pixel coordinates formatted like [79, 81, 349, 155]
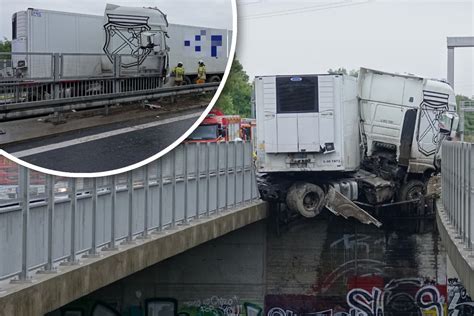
[2, 112, 199, 173]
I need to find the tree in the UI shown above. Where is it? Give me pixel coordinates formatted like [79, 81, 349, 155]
[457, 95, 474, 138]
[327, 67, 359, 77]
[0, 37, 11, 60]
[456, 94, 471, 107]
[215, 60, 252, 117]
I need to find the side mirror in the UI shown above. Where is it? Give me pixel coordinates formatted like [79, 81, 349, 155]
[140, 32, 156, 49]
[439, 112, 458, 135]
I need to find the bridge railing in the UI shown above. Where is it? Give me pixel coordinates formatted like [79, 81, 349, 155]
[0, 141, 259, 282]
[441, 141, 474, 248]
[0, 52, 219, 120]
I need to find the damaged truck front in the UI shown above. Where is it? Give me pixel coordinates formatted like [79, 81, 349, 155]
[254, 68, 458, 227]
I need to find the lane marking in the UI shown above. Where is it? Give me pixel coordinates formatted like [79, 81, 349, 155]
[10, 112, 201, 158]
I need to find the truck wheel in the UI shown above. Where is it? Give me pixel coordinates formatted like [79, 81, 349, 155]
[209, 75, 221, 83]
[286, 182, 325, 218]
[183, 76, 192, 85]
[398, 179, 427, 212]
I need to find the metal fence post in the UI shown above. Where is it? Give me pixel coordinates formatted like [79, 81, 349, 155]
[457, 144, 462, 236]
[40, 174, 57, 273]
[123, 171, 135, 244]
[12, 166, 32, 283]
[466, 143, 472, 250]
[216, 142, 220, 214]
[463, 143, 468, 245]
[141, 165, 150, 239]
[452, 144, 456, 226]
[450, 143, 454, 224]
[250, 141, 255, 201]
[156, 159, 164, 233]
[103, 175, 118, 251]
[53, 53, 61, 100]
[184, 143, 189, 223]
[62, 178, 79, 265]
[242, 141, 246, 204]
[171, 150, 177, 227]
[470, 144, 474, 253]
[225, 141, 229, 211]
[113, 54, 121, 94]
[206, 142, 211, 217]
[196, 143, 201, 219]
[233, 141, 238, 207]
[85, 178, 99, 257]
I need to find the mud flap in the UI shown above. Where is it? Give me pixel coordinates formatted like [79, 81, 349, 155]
[325, 187, 382, 227]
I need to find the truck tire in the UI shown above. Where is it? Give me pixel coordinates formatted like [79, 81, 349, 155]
[286, 182, 325, 218]
[209, 75, 221, 83]
[183, 76, 192, 85]
[398, 179, 427, 213]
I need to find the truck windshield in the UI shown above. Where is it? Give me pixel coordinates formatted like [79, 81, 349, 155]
[188, 125, 219, 140]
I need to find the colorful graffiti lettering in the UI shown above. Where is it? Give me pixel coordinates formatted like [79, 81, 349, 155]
[59, 296, 262, 316]
[266, 278, 448, 316]
[447, 278, 474, 315]
[181, 296, 242, 316]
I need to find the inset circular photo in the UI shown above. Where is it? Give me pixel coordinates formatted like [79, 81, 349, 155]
[0, 0, 236, 175]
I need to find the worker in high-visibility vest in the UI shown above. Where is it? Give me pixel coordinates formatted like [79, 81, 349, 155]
[197, 60, 206, 84]
[172, 62, 185, 86]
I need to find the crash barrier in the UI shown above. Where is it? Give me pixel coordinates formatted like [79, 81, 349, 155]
[0, 141, 259, 282]
[0, 52, 219, 120]
[441, 141, 474, 248]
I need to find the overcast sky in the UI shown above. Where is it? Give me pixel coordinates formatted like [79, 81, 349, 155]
[237, 0, 474, 97]
[0, 0, 472, 96]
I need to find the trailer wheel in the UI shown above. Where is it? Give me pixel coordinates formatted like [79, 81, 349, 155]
[183, 76, 192, 85]
[398, 179, 427, 213]
[286, 182, 325, 218]
[209, 75, 221, 83]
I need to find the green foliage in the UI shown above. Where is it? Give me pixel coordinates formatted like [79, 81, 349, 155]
[216, 60, 252, 117]
[0, 37, 11, 60]
[457, 94, 474, 136]
[456, 94, 471, 107]
[327, 67, 359, 77]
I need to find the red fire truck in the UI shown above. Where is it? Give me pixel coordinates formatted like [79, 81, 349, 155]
[186, 109, 243, 143]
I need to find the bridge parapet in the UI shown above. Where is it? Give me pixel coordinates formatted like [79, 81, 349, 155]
[0, 141, 259, 284]
[438, 141, 474, 296]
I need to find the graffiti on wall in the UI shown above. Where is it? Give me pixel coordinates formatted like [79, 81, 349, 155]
[447, 278, 474, 315]
[59, 295, 262, 316]
[266, 278, 447, 316]
[180, 296, 262, 316]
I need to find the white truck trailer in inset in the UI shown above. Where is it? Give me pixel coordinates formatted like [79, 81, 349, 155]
[255, 68, 458, 226]
[11, 4, 231, 83]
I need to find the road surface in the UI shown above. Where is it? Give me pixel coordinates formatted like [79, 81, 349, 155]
[2, 108, 202, 173]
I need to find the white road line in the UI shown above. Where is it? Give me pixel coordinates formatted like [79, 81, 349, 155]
[11, 112, 201, 158]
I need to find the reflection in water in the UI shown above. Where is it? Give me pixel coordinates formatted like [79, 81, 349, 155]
[265, 206, 457, 315]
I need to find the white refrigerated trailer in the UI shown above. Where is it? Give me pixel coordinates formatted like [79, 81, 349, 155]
[11, 4, 231, 82]
[255, 68, 459, 226]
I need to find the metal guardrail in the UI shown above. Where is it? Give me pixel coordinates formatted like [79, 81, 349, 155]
[441, 141, 474, 248]
[0, 141, 259, 282]
[0, 82, 219, 121]
[0, 52, 219, 120]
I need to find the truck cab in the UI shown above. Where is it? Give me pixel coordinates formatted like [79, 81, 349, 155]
[186, 109, 243, 143]
[358, 68, 458, 178]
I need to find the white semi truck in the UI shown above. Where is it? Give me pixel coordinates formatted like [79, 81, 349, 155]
[11, 4, 231, 83]
[255, 68, 458, 226]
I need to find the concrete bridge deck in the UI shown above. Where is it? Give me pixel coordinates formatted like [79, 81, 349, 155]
[0, 201, 267, 316]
